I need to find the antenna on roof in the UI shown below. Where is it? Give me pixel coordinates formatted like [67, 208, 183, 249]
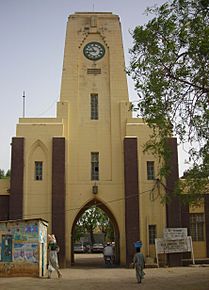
[93, 3, 95, 12]
[22, 91, 26, 118]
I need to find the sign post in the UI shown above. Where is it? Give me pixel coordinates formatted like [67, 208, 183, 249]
[155, 228, 195, 267]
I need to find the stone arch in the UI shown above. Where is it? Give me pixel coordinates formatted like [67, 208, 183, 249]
[71, 198, 120, 265]
[24, 139, 50, 220]
[28, 139, 48, 161]
[27, 139, 49, 179]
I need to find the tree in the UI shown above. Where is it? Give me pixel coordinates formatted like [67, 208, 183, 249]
[74, 206, 113, 244]
[128, 0, 209, 203]
[6, 170, 11, 177]
[0, 169, 11, 179]
[97, 211, 114, 242]
[0, 169, 5, 179]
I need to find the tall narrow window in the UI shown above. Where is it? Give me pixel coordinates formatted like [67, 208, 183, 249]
[91, 152, 99, 180]
[190, 213, 205, 241]
[91, 94, 98, 120]
[147, 161, 155, 180]
[149, 225, 156, 244]
[35, 161, 43, 180]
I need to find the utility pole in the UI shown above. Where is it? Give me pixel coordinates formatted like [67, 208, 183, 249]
[22, 91, 26, 118]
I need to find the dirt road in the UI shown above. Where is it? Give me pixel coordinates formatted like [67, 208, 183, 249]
[0, 265, 208, 290]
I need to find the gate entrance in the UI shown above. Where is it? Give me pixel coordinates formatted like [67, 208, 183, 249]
[71, 199, 120, 267]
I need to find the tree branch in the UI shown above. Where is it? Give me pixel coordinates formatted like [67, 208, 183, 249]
[163, 65, 209, 93]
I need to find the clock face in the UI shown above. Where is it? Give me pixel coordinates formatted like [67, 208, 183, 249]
[83, 42, 105, 60]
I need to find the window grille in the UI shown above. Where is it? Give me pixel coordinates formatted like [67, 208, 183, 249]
[35, 161, 43, 181]
[149, 225, 156, 244]
[147, 161, 155, 180]
[190, 213, 205, 241]
[87, 68, 101, 75]
[91, 152, 99, 180]
[91, 94, 98, 120]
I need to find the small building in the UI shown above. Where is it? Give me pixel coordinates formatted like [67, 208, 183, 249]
[0, 218, 48, 277]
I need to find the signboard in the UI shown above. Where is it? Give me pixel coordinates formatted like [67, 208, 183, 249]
[155, 237, 192, 254]
[155, 228, 195, 267]
[164, 228, 188, 240]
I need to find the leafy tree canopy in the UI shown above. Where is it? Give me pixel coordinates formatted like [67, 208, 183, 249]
[128, 0, 209, 203]
[0, 169, 5, 179]
[0, 169, 10, 179]
[74, 206, 114, 244]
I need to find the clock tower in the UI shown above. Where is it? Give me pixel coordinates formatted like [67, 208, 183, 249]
[57, 12, 132, 265]
[10, 12, 178, 268]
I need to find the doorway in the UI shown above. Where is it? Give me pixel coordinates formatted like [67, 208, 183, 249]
[71, 199, 120, 267]
[2, 234, 13, 262]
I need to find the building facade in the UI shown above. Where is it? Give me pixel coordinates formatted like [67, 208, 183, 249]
[0, 12, 208, 267]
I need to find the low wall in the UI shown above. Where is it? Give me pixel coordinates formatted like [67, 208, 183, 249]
[0, 261, 39, 277]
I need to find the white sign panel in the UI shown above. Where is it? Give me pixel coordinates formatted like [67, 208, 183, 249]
[155, 237, 192, 254]
[164, 228, 188, 240]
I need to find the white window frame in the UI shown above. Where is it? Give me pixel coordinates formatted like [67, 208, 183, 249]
[190, 213, 205, 241]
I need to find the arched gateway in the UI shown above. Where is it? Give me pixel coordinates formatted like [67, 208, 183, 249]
[71, 198, 120, 265]
[4, 12, 186, 268]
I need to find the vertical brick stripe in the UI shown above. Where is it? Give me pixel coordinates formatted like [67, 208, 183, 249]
[9, 137, 24, 219]
[204, 195, 209, 257]
[166, 138, 181, 227]
[0, 196, 9, 220]
[181, 203, 191, 260]
[52, 137, 66, 267]
[166, 137, 182, 266]
[124, 137, 140, 265]
[181, 204, 190, 229]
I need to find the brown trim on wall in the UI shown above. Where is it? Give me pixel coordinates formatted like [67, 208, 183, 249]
[181, 203, 190, 230]
[9, 137, 24, 220]
[181, 203, 191, 260]
[166, 137, 183, 266]
[124, 137, 140, 266]
[0, 195, 9, 220]
[204, 195, 209, 257]
[52, 137, 66, 267]
[166, 138, 181, 227]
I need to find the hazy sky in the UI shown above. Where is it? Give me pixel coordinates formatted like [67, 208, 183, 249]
[0, 0, 189, 175]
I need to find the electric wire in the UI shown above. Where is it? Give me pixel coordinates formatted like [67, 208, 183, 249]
[20, 187, 164, 219]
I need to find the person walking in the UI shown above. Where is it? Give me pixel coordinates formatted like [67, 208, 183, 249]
[47, 234, 62, 279]
[133, 244, 145, 284]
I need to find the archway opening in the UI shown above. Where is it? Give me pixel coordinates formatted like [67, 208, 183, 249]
[71, 199, 120, 267]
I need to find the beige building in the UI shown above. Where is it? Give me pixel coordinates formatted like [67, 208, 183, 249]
[0, 12, 208, 267]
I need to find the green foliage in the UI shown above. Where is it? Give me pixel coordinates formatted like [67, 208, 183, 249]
[0, 169, 5, 179]
[128, 0, 209, 203]
[6, 170, 11, 177]
[0, 169, 11, 179]
[74, 206, 114, 244]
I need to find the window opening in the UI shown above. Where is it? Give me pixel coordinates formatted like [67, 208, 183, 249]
[147, 161, 155, 180]
[91, 152, 99, 180]
[149, 225, 156, 244]
[190, 213, 205, 241]
[35, 161, 43, 180]
[91, 94, 98, 120]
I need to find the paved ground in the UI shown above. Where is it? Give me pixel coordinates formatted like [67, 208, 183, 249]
[0, 254, 209, 290]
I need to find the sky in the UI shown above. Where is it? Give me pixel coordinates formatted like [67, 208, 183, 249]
[0, 0, 190, 176]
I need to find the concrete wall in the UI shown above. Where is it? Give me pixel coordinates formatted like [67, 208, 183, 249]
[0, 219, 48, 277]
